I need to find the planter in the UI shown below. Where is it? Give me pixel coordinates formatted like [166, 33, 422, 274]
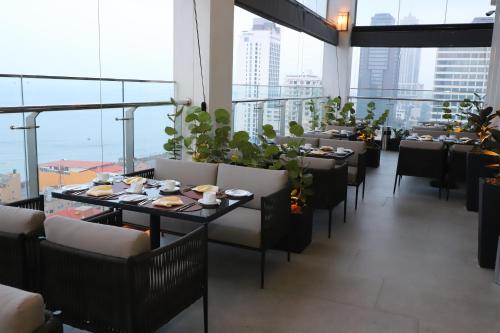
[478, 178, 500, 269]
[466, 150, 498, 211]
[388, 138, 401, 151]
[277, 206, 313, 253]
[366, 145, 381, 168]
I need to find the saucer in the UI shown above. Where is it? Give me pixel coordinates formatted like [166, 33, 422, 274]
[225, 189, 252, 198]
[159, 186, 180, 194]
[62, 184, 89, 192]
[125, 189, 146, 194]
[119, 194, 148, 203]
[198, 198, 221, 208]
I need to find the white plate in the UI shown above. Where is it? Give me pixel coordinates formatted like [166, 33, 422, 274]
[125, 189, 146, 194]
[198, 198, 221, 206]
[160, 180, 181, 186]
[225, 189, 252, 197]
[92, 178, 112, 184]
[119, 194, 148, 203]
[62, 184, 89, 192]
[159, 186, 180, 193]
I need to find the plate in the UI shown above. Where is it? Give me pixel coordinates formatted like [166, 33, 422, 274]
[92, 178, 112, 185]
[159, 186, 180, 194]
[125, 189, 146, 194]
[160, 180, 181, 186]
[225, 189, 252, 197]
[119, 194, 148, 203]
[198, 198, 221, 207]
[62, 184, 89, 192]
[192, 185, 219, 193]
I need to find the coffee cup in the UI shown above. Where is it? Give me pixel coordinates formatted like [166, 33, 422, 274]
[203, 191, 217, 204]
[163, 180, 177, 191]
[129, 181, 143, 194]
[449, 134, 457, 139]
[336, 147, 345, 154]
[96, 173, 110, 182]
[439, 135, 446, 140]
[304, 143, 312, 150]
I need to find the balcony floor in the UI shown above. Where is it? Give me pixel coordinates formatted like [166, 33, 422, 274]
[66, 151, 500, 333]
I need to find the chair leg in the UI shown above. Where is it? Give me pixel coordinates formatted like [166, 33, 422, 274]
[328, 208, 333, 238]
[393, 173, 398, 195]
[260, 250, 266, 289]
[203, 289, 208, 333]
[362, 180, 366, 199]
[287, 251, 291, 262]
[343, 200, 347, 223]
[355, 186, 359, 210]
[399, 175, 402, 187]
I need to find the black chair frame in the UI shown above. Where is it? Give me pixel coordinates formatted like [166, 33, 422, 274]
[348, 152, 367, 210]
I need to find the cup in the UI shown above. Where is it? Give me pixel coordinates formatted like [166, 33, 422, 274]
[439, 135, 446, 140]
[96, 173, 110, 182]
[449, 134, 457, 139]
[203, 191, 217, 204]
[129, 181, 144, 194]
[304, 143, 312, 150]
[336, 147, 345, 154]
[163, 180, 177, 191]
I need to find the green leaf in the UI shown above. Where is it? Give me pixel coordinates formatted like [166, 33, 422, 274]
[197, 111, 211, 123]
[264, 145, 280, 158]
[183, 137, 193, 148]
[262, 124, 276, 139]
[289, 123, 304, 137]
[232, 131, 250, 144]
[165, 126, 177, 136]
[185, 112, 198, 123]
[286, 150, 298, 159]
[215, 108, 230, 124]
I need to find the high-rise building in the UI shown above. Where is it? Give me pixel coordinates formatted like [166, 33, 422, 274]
[395, 14, 424, 127]
[235, 18, 281, 137]
[357, 13, 400, 121]
[284, 72, 322, 131]
[432, 17, 493, 120]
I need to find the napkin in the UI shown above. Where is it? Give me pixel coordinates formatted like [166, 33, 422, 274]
[123, 177, 145, 185]
[319, 145, 334, 151]
[192, 185, 219, 193]
[86, 185, 113, 197]
[152, 196, 184, 207]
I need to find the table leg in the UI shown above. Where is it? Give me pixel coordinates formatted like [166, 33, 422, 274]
[150, 214, 161, 249]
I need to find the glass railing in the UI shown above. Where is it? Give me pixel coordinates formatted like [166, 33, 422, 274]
[0, 74, 178, 210]
[348, 88, 483, 129]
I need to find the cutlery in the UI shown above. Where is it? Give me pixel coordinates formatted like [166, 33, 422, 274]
[138, 197, 158, 206]
[175, 202, 196, 212]
[101, 191, 125, 200]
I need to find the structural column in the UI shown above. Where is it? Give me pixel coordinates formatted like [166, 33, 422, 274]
[174, 0, 235, 122]
[486, 1, 500, 128]
[322, 0, 356, 103]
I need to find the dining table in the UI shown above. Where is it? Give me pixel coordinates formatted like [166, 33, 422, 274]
[52, 180, 254, 249]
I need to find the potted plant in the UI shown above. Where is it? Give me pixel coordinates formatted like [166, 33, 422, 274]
[163, 99, 185, 160]
[306, 99, 320, 132]
[321, 96, 341, 129]
[478, 129, 500, 268]
[357, 102, 389, 168]
[389, 128, 409, 151]
[455, 96, 500, 211]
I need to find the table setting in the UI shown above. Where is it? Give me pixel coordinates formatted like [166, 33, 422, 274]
[300, 144, 354, 160]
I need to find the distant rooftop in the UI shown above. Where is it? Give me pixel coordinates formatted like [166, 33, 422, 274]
[39, 160, 123, 173]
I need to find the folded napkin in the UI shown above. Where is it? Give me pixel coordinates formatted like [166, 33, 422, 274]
[192, 185, 219, 193]
[319, 145, 334, 151]
[309, 150, 327, 155]
[86, 185, 113, 197]
[152, 196, 184, 207]
[123, 177, 145, 185]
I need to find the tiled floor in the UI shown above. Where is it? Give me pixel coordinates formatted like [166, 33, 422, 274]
[66, 151, 500, 333]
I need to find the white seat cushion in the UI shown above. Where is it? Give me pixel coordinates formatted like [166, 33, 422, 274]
[0, 206, 45, 235]
[44, 216, 150, 259]
[154, 158, 218, 186]
[208, 207, 261, 248]
[0, 284, 45, 333]
[216, 163, 288, 210]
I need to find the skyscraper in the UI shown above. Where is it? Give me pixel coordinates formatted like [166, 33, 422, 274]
[395, 14, 424, 127]
[235, 18, 281, 136]
[284, 72, 322, 131]
[357, 13, 400, 121]
[432, 17, 493, 120]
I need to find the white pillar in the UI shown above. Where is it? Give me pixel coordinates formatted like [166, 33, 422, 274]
[486, 2, 500, 128]
[322, 0, 356, 103]
[174, 0, 234, 117]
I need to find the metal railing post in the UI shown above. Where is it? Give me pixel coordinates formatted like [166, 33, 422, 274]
[257, 102, 264, 138]
[119, 107, 137, 174]
[24, 112, 40, 198]
[298, 100, 305, 128]
[279, 100, 286, 136]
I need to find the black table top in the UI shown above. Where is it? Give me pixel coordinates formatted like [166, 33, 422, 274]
[300, 149, 355, 161]
[52, 182, 254, 224]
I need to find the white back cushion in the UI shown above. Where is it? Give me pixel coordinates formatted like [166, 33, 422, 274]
[0, 206, 45, 235]
[44, 216, 150, 259]
[300, 156, 335, 170]
[154, 159, 218, 186]
[216, 164, 288, 210]
[0, 284, 45, 333]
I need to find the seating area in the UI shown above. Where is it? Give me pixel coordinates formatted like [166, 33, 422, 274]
[3, 0, 500, 332]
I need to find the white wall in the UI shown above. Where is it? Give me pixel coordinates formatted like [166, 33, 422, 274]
[322, 0, 357, 103]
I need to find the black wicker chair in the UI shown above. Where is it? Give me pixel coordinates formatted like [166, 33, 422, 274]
[394, 140, 447, 198]
[303, 158, 348, 238]
[447, 144, 475, 200]
[40, 222, 208, 333]
[34, 311, 63, 333]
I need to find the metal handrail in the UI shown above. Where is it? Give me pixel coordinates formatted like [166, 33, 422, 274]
[348, 95, 465, 103]
[0, 100, 190, 114]
[0, 73, 174, 84]
[232, 96, 329, 103]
